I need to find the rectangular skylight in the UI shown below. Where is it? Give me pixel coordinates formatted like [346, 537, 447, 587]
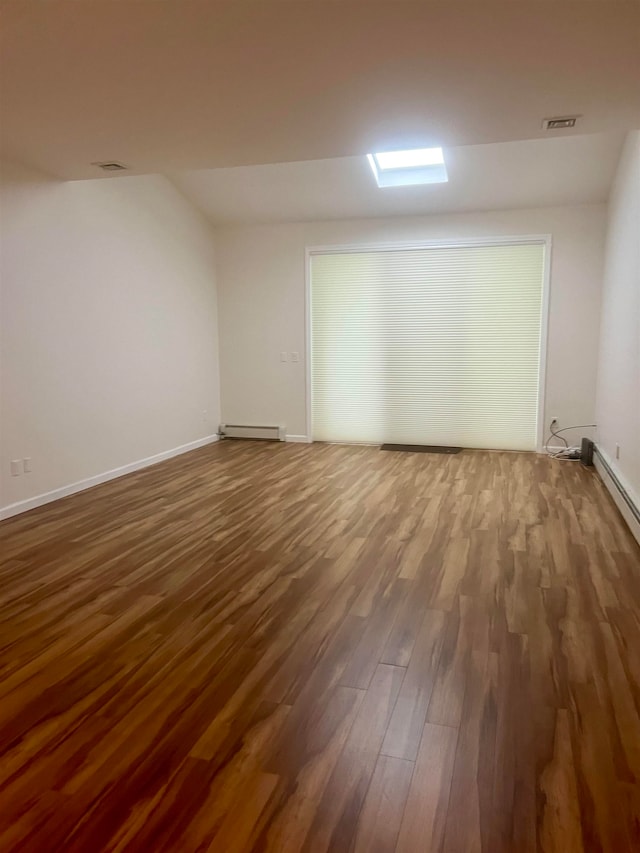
[367, 147, 448, 188]
[373, 147, 444, 170]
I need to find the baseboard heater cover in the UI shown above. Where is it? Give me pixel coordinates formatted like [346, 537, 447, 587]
[594, 444, 640, 545]
[219, 424, 285, 441]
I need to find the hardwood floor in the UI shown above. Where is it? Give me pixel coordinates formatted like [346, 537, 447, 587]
[1, 440, 639, 851]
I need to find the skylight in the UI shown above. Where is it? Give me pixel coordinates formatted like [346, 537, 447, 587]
[374, 148, 445, 170]
[367, 147, 448, 188]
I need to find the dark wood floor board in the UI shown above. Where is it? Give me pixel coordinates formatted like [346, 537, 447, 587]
[0, 440, 639, 850]
[598, 621, 640, 783]
[380, 608, 447, 761]
[491, 630, 538, 853]
[394, 721, 459, 853]
[353, 753, 415, 853]
[260, 577, 359, 706]
[300, 663, 406, 851]
[123, 701, 291, 853]
[348, 535, 406, 619]
[425, 594, 477, 727]
[613, 550, 640, 611]
[338, 581, 408, 689]
[538, 707, 585, 853]
[570, 682, 635, 852]
[442, 649, 499, 853]
[608, 606, 640, 716]
[55, 632, 238, 802]
[257, 686, 365, 851]
[380, 579, 434, 667]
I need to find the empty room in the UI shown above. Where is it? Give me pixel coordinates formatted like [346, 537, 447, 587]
[1, 1, 639, 850]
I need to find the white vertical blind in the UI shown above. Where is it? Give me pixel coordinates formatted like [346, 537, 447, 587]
[311, 242, 545, 450]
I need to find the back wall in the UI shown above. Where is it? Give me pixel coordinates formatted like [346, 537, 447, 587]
[214, 204, 605, 446]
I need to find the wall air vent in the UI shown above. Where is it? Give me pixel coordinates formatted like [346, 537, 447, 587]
[92, 161, 128, 172]
[542, 116, 580, 131]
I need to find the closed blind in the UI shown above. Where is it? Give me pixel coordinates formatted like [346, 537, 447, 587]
[311, 243, 545, 450]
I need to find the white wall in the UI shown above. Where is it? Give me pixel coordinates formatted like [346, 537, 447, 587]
[215, 205, 606, 444]
[0, 161, 220, 515]
[595, 131, 640, 504]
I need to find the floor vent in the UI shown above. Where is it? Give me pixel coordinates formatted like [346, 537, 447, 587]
[219, 424, 285, 441]
[380, 444, 462, 454]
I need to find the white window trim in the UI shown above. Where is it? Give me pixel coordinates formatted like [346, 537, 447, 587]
[304, 235, 552, 453]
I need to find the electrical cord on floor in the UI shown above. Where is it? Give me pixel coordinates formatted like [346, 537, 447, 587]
[544, 423, 597, 460]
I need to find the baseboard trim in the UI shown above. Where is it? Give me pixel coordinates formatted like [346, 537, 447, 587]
[285, 435, 312, 443]
[593, 446, 640, 546]
[0, 435, 219, 522]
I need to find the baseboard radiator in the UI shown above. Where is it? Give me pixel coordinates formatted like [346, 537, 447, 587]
[218, 423, 285, 441]
[594, 445, 640, 545]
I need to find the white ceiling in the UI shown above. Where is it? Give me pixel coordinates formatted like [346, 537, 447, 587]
[170, 132, 625, 224]
[1, 1, 638, 180]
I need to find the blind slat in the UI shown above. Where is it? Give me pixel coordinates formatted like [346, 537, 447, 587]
[311, 244, 545, 451]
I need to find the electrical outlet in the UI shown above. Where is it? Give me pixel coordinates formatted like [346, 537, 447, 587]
[290, 351, 299, 363]
[280, 351, 288, 362]
[23, 457, 32, 474]
[10, 460, 21, 477]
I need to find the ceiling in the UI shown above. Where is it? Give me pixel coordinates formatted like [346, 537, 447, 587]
[170, 132, 625, 224]
[1, 1, 638, 180]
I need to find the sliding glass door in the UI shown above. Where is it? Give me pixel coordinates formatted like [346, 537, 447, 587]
[310, 241, 546, 451]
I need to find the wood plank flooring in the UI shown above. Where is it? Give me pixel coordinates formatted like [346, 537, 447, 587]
[1, 440, 639, 851]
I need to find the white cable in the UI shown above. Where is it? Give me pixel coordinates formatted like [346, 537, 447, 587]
[550, 424, 596, 436]
[544, 423, 596, 460]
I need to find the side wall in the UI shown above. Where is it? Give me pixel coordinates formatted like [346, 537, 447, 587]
[595, 131, 640, 507]
[215, 205, 606, 443]
[0, 161, 220, 516]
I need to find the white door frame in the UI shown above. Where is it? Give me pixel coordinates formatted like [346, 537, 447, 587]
[304, 235, 553, 453]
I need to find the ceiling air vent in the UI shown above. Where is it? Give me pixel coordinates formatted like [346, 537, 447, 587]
[92, 161, 128, 172]
[542, 116, 580, 131]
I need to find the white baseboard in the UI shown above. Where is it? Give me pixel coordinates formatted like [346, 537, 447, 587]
[0, 434, 219, 522]
[594, 447, 640, 546]
[285, 435, 312, 443]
